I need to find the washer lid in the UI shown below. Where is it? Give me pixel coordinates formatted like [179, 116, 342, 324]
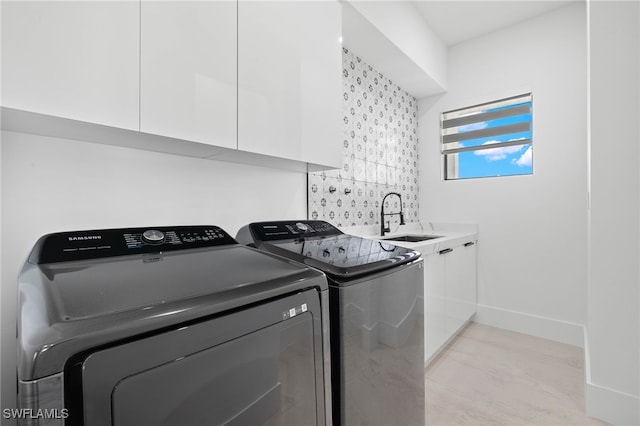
[262, 233, 421, 279]
[24, 244, 323, 321]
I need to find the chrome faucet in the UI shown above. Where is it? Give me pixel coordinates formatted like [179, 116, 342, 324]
[380, 192, 405, 236]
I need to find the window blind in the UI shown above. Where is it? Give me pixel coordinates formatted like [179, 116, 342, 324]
[441, 93, 532, 156]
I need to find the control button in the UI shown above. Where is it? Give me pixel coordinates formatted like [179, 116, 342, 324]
[142, 229, 165, 244]
[295, 222, 310, 232]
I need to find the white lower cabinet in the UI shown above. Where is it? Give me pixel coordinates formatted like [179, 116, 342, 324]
[424, 240, 477, 364]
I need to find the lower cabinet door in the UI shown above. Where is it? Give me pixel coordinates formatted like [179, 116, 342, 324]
[425, 253, 447, 362]
[445, 243, 478, 338]
[445, 247, 467, 336]
[459, 242, 478, 322]
[425, 241, 478, 365]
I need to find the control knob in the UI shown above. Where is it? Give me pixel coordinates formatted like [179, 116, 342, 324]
[295, 222, 310, 232]
[142, 229, 165, 244]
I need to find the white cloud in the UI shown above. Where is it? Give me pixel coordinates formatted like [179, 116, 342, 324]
[474, 141, 524, 161]
[512, 146, 532, 167]
[458, 121, 488, 133]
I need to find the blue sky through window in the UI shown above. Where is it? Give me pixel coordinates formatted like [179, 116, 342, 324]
[446, 99, 532, 179]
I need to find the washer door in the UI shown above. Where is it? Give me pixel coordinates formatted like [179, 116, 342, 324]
[76, 289, 325, 426]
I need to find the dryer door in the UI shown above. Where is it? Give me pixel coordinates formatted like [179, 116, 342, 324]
[73, 289, 326, 426]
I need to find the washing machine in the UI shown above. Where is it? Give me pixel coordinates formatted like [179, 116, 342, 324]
[236, 220, 425, 426]
[17, 225, 331, 426]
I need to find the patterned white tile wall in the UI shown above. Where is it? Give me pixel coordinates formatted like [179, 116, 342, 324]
[308, 48, 420, 227]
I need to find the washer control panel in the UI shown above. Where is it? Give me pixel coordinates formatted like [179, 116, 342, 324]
[249, 220, 341, 242]
[29, 226, 236, 264]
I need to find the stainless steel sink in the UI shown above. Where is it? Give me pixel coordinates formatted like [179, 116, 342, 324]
[381, 235, 443, 243]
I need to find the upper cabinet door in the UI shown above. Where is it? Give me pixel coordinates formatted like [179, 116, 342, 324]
[238, 1, 342, 167]
[1, 1, 140, 130]
[140, 1, 237, 149]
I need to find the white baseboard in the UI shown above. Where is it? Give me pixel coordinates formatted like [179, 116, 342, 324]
[585, 377, 640, 425]
[583, 329, 640, 426]
[474, 304, 585, 347]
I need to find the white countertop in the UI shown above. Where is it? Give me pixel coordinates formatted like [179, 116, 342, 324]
[340, 222, 479, 256]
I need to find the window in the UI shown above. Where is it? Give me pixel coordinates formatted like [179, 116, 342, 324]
[442, 93, 532, 180]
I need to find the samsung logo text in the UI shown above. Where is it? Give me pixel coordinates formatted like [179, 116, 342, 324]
[68, 236, 102, 241]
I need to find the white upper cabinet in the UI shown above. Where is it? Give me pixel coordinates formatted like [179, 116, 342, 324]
[1, 1, 139, 130]
[2, 0, 342, 170]
[140, 1, 237, 149]
[238, 0, 342, 167]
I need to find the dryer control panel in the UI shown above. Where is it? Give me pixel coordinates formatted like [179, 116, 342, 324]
[246, 220, 341, 243]
[28, 226, 236, 264]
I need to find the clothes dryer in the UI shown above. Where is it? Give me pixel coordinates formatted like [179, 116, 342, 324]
[17, 225, 331, 426]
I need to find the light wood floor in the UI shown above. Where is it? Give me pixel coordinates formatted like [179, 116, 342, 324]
[425, 322, 609, 426]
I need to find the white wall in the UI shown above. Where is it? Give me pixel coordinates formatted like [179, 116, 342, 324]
[586, 1, 640, 424]
[419, 3, 588, 345]
[0, 131, 307, 415]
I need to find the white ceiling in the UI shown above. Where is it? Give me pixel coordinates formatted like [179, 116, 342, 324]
[411, 1, 577, 46]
